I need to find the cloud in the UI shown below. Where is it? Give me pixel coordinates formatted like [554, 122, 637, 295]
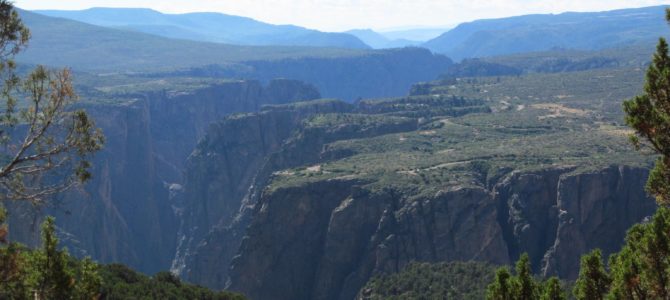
[14, 0, 670, 31]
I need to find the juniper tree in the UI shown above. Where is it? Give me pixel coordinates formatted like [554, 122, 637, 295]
[540, 277, 565, 300]
[486, 267, 514, 300]
[573, 249, 610, 300]
[513, 253, 539, 300]
[623, 8, 670, 206]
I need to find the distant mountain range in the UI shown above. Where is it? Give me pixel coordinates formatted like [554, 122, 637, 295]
[17, 9, 372, 72]
[16, 9, 451, 100]
[423, 5, 670, 60]
[20, 5, 670, 70]
[35, 7, 370, 49]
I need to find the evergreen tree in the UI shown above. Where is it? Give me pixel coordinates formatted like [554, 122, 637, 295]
[32, 216, 75, 299]
[623, 8, 670, 206]
[487, 267, 514, 300]
[513, 253, 538, 300]
[75, 257, 102, 299]
[606, 232, 648, 300]
[0, 207, 29, 299]
[573, 249, 610, 300]
[540, 277, 565, 300]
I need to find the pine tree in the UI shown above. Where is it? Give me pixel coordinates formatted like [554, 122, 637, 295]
[623, 8, 670, 205]
[606, 238, 648, 300]
[540, 277, 565, 300]
[487, 267, 514, 300]
[513, 253, 538, 300]
[75, 257, 102, 299]
[573, 249, 610, 300]
[33, 217, 75, 299]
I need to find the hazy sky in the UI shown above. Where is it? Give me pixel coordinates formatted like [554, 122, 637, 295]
[13, 0, 670, 31]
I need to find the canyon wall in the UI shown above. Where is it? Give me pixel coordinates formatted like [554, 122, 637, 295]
[6, 79, 320, 274]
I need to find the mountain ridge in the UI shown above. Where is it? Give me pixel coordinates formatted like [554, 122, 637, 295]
[34, 7, 371, 49]
[424, 5, 670, 60]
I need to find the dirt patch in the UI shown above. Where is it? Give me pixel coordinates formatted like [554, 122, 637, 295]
[532, 103, 590, 120]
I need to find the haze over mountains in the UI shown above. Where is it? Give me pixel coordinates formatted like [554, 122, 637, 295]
[35, 7, 370, 49]
[32, 5, 670, 58]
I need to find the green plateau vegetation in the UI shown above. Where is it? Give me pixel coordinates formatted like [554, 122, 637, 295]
[483, 43, 656, 74]
[268, 65, 651, 194]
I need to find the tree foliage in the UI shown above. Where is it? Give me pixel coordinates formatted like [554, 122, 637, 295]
[359, 261, 496, 300]
[487, 267, 514, 300]
[0, 217, 100, 299]
[0, 0, 103, 203]
[486, 253, 563, 300]
[573, 249, 610, 300]
[623, 8, 670, 206]
[0, 216, 244, 299]
[540, 277, 566, 300]
[514, 253, 539, 300]
[99, 264, 245, 300]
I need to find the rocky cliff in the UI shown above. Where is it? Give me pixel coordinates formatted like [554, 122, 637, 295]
[224, 165, 654, 300]
[176, 101, 420, 286]
[177, 67, 656, 299]
[6, 79, 321, 274]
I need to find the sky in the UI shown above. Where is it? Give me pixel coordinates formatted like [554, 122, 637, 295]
[13, 0, 670, 32]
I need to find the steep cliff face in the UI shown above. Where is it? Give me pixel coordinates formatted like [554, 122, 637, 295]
[176, 101, 420, 287]
[222, 165, 654, 300]
[539, 166, 655, 279]
[227, 182, 508, 300]
[6, 79, 321, 274]
[174, 100, 354, 282]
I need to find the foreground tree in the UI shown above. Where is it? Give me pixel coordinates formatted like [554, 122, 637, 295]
[623, 8, 670, 206]
[540, 277, 565, 300]
[573, 249, 610, 300]
[487, 267, 514, 300]
[0, 0, 103, 204]
[486, 254, 548, 300]
[0, 1, 103, 298]
[27, 217, 101, 299]
[513, 253, 539, 300]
